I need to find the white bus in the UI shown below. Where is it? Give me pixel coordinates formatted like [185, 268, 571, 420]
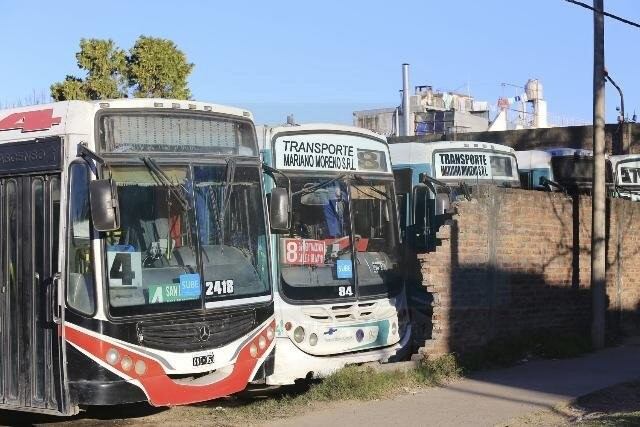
[516, 148, 614, 193]
[0, 99, 288, 415]
[390, 141, 520, 250]
[610, 154, 640, 201]
[390, 140, 519, 346]
[258, 124, 410, 385]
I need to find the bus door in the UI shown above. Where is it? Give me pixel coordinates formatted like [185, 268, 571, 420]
[0, 172, 69, 414]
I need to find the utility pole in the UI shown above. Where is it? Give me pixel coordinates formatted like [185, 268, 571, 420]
[591, 0, 606, 349]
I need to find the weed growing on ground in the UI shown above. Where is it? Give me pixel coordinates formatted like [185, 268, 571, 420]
[306, 366, 410, 401]
[581, 412, 640, 426]
[418, 353, 462, 384]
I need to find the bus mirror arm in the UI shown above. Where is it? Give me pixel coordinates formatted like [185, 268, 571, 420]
[262, 163, 292, 233]
[459, 182, 472, 201]
[420, 173, 450, 193]
[78, 144, 122, 231]
[420, 173, 459, 203]
[539, 176, 566, 194]
[77, 144, 112, 179]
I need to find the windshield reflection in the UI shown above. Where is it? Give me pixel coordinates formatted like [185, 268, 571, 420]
[280, 175, 400, 302]
[106, 163, 269, 317]
[193, 165, 270, 305]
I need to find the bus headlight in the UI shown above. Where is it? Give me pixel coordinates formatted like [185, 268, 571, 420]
[309, 333, 318, 346]
[106, 348, 120, 365]
[258, 335, 267, 350]
[266, 327, 275, 341]
[135, 360, 147, 376]
[293, 326, 305, 343]
[249, 343, 258, 358]
[391, 322, 398, 336]
[121, 356, 133, 372]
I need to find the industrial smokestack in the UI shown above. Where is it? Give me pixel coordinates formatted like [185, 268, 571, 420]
[401, 63, 411, 137]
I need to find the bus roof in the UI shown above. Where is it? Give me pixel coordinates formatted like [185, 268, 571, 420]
[0, 99, 254, 144]
[389, 140, 516, 166]
[515, 150, 552, 170]
[610, 154, 640, 165]
[544, 147, 593, 157]
[258, 123, 391, 174]
[256, 123, 386, 151]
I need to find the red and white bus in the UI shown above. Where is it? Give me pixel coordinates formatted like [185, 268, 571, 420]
[0, 99, 288, 415]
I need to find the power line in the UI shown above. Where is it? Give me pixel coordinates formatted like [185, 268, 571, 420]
[563, 0, 640, 29]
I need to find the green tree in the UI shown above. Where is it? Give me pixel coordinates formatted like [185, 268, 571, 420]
[50, 36, 193, 101]
[128, 36, 194, 99]
[51, 39, 127, 101]
[50, 76, 89, 101]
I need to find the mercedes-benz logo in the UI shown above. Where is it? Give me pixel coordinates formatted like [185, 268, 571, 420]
[198, 325, 211, 342]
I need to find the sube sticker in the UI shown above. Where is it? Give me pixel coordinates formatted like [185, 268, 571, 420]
[336, 260, 353, 279]
[180, 274, 201, 298]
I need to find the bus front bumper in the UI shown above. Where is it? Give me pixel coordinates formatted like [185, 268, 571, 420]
[266, 325, 412, 385]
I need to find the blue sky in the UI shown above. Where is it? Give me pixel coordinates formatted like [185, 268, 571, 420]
[1, 0, 638, 125]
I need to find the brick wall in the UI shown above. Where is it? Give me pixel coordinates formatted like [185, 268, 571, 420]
[419, 187, 640, 357]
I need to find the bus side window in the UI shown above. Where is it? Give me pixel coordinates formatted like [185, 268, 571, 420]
[412, 186, 431, 251]
[66, 162, 96, 316]
[396, 193, 407, 242]
[519, 172, 532, 189]
[393, 169, 412, 244]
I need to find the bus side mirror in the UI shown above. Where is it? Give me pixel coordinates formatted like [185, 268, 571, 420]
[89, 179, 121, 232]
[270, 187, 290, 233]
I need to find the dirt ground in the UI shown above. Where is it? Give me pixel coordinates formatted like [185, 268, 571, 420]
[3, 382, 640, 427]
[0, 384, 316, 427]
[3, 345, 640, 427]
[501, 380, 640, 426]
[0, 401, 237, 427]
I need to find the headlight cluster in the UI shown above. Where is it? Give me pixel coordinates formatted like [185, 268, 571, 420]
[249, 326, 275, 359]
[290, 325, 319, 346]
[293, 326, 305, 343]
[105, 347, 147, 376]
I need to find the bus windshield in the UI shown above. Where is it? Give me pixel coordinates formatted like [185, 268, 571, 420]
[280, 175, 400, 302]
[106, 163, 269, 316]
[551, 157, 614, 186]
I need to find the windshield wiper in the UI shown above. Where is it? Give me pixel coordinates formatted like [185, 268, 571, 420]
[221, 158, 237, 216]
[140, 157, 191, 211]
[207, 157, 238, 248]
[293, 174, 346, 197]
[352, 175, 392, 201]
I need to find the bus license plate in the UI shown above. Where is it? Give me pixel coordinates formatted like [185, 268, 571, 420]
[193, 353, 215, 367]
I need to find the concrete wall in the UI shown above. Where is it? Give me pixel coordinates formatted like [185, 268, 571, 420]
[419, 187, 640, 357]
[389, 122, 640, 155]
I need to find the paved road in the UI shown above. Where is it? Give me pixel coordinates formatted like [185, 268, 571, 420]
[266, 342, 640, 427]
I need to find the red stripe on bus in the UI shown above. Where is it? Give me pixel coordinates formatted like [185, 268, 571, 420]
[64, 320, 275, 406]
